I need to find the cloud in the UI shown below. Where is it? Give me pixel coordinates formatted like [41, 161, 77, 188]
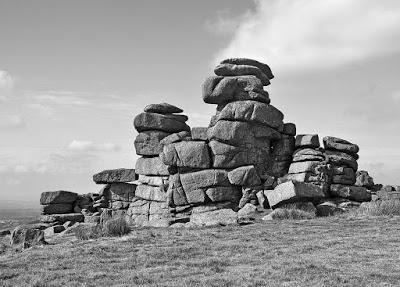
[0, 70, 14, 90]
[0, 115, 26, 130]
[214, 0, 400, 72]
[67, 140, 121, 152]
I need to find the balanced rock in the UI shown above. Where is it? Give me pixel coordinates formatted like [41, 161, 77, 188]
[161, 141, 211, 168]
[144, 103, 183, 114]
[134, 112, 190, 133]
[323, 136, 359, 155]
[93, 169, 136, 184]
[40, 191, 78, 205]
[295, 134, 320, 148]
[220, 58, 274, 79]
[214, 63, 270, 86]
[266, 181, 327, 208]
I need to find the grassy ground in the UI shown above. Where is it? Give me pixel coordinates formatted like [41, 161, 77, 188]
[1, 215, 400, 287]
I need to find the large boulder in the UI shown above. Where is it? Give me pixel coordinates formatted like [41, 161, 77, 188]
[167, 174, 188, 206]
[202, 75, 270, 104]
[295, 134, 320, 148]
[323, 136, 359, 155]
[214, 63, 270, 85]
[215, 101, 284, 130]
[160, 141, 211, 168]
[205, 186, 241, 203]
[208, 120, 279, 146]
[228, 165, 261, 187]
[134, 112, 190, 133]
[179, 169, 230, 193]
[135, 156, 169, 176]
[330, 184, 371, 202]
[160, 131, 191, 145]
[355, 170, 375, 188]
[238, 203, 257, 220]
[41, 203, 73, 215]
[209, 140, 270, 170]
[282, 123, 296, 136]
[93, 168, 136, 184]
[190, 209, 238, 227]
[143, 103, 183, 114]
[134, 131, 170, 156]
[266, 181, 327, 208]
[10, 225, 46, 249]
[135, 184, 167, 202]
[271, 135, 295, 157]
[220, 58, 274, 80]
[102, 183, 136, 202]
[325, 150, 358, 171]
[40, 191, 78, 205]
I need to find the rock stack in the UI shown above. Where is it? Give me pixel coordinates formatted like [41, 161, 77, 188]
[201, 58, 296, 212]
[92, 168, 137, 223]
[285, 134, 330, 192]
[323, 136, 371, 202]
[131, 103, 190, 226]
[39, 191, 84, 224]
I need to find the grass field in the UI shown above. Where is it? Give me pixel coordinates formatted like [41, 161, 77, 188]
[1, 215, 400, 286]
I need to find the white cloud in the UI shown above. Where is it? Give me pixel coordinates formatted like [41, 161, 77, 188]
[0, 70, 14, 90]
[0, 115, 26, 130]
[214, 0, 400, 73]
[67, 140, 121, 152]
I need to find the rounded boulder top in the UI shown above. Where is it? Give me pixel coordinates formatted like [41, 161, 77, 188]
[220, 58, 274, 80]
[144, 103, 183, 114]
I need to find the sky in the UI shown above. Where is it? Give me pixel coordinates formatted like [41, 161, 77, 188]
[1, 0, 400, 206]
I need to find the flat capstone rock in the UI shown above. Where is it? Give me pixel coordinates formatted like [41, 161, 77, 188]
[93, 168, 137, 184]
[144, 103, 183, 114]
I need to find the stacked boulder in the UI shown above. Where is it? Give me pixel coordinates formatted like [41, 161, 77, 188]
[202, 58, 296, 212]
[131, 103, 190, 226]
[39, 191, 84, 224]
[92, 168, 137, 223]
[323, 136, 371, 202]
[285, 134, 330, 192]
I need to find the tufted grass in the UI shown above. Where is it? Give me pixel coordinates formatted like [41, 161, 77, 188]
[1, 216, 400, 286]
[353, 200, 400, 217]
[74, 217, 132, 240]
[267, 208, 316, 220]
